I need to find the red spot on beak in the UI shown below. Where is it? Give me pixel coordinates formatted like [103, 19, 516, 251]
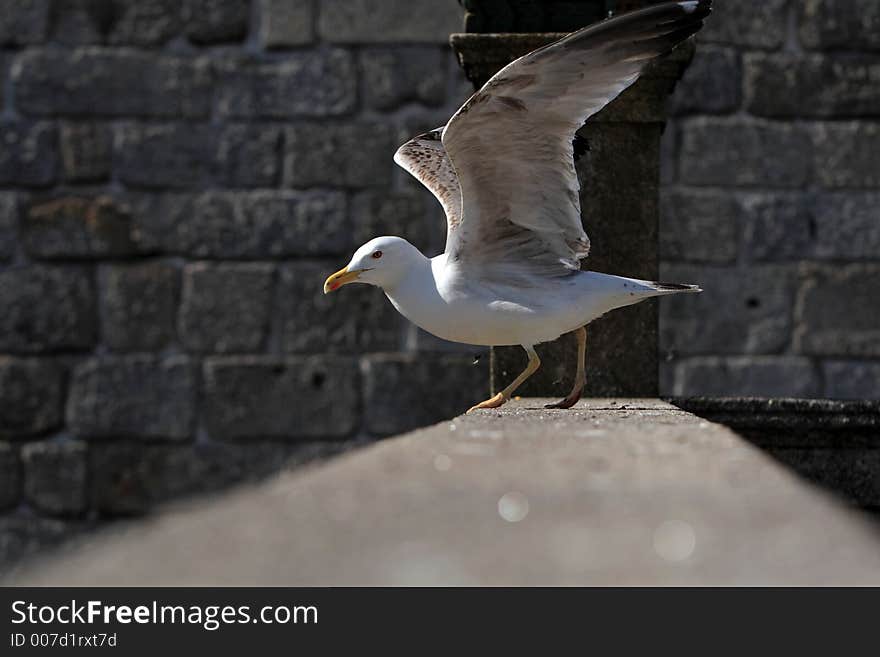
[329, 282, 340, 291]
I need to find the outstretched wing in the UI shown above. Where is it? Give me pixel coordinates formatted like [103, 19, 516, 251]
[393, 128, 463, 232]
[442, 0, 712, 277]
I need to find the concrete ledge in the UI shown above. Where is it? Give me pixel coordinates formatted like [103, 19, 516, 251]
[6, 399, 880, 585]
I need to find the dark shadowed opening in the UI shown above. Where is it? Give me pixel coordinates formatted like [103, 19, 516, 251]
[670, 397, 880, 517]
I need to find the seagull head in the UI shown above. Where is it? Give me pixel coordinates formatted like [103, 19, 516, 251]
[323, 236, 424, 294]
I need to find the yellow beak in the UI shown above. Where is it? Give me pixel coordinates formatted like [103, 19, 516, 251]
[323, 266, 363, 294]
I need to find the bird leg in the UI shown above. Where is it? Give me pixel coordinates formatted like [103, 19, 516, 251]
[546, 326, 587, 409]
[467, 346, 541, 413]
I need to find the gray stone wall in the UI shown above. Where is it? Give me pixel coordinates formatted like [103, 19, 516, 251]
[0, 0, 480, 568]
[1, 0, 878, 568]
[660, 0, 880, 399]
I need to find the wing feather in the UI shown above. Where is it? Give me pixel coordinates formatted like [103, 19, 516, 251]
[442, 0, 712, 276]
[393, 128, 462, 231]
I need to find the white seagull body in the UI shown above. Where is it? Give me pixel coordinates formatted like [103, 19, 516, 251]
[325, 1, 711, 412]
[384, 253, 690, 348]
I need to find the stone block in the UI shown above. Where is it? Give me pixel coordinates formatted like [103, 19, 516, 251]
[88, 443, 151, 515]
[0, 122, 57, 187]
[673, 356, 821, 398]
[795, 264, 880, 357]
[284, 122, 395, 188]
[279, 261, 406, 354]
[59, 122, 111, 182]
[216, 125, 281, 188]
[0, 265, 96, 353]
[152, 191, 348, 259]
[259, 0, 313, 47]
[699, 0, 788, 50]
[812, 193, 880, 260]
[111, 193, 174, 255]
[659, 189, 740, 263]
[798, 0, 880, 52]
[362, 354, 486, 436]
[180, 263, 274, 353]
[23, 196, 138, 259]
[238, 191, 349, 257]
[0, 0, 49, 46]
[0, 193, 17, 262]
[60, 1, 180, 46]
[359, 47, 448, 110]
[48, 0, 113, 45]
[14, 50, 211, 118]
[351, 191, 441, 255]
[136, 193, 234, 257]
[741, 193, 814, 261]
[660, 264, 797, 356]
[0, 444, 20, 510]
[0, 53, 8, 108]
[812, 123, 880, 189]
[202, 356, 359, 440]
[745, 54, 880, 119]
[680, 118, 811, 188]
[670, 46, 741, 115]
[22, 441, 88, 516]
[0, 515, 71, 570]
[318, 0, 462, 44]
[822, 361, 880, 400]
[100, 262, 179, 352]
[0, 358, 63, 438]
[107, 0, 182, 46]
[185, 0, 250, 44]
[67, 356, 196, 440]
[217, 50, 355, 118]
[115, 123, 214, 188]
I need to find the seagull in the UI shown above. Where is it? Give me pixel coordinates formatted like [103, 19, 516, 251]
[324, 1, 710, 412]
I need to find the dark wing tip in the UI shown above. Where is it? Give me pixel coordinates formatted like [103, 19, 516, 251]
[689, 0, 713, 20]
[625, 1, 714, 58]
[673, 1, 712, 22]
[653, 282, 702, 292]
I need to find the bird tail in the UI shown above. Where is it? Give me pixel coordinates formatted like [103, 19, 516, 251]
[574, 271, 701, 320]
[645, 281, 702, 295]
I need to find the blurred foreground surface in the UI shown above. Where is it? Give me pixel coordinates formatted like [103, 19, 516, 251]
[7, 399, 880, 586]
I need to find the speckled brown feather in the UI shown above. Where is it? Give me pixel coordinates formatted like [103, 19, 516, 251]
[394, 128, 463, 231]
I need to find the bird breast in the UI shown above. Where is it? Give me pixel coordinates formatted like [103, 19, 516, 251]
[382, 256, 567, 347]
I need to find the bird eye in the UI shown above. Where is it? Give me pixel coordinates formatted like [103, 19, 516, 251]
[372, 250, 383, 259]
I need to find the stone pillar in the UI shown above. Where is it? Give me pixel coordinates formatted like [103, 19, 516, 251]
[450, 1, 693, 397]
